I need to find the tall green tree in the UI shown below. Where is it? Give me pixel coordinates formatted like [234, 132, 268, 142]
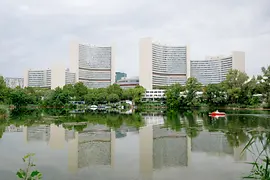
[74, 82, 88, 100]
[203, 83, 227, 106]
[0, 76, 7, 103]
[107, 84, 123, 99]
[258, 65, 270, 107]
[223, 69, 249, 89]
[165, 83, 185, 109]
[130, 86, 145, 105]
[223, 69, 249, 105]
[185, 77, 202, 107]
[107, 93, 120, 103]
[9, 88, 31, 107]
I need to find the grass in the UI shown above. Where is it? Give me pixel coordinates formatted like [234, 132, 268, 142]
[243, 132, 270, 179]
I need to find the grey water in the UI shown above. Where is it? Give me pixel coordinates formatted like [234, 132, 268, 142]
[1, 110, 270, 180]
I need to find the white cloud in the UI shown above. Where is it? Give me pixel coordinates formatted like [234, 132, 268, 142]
[0, 0, 269, 77]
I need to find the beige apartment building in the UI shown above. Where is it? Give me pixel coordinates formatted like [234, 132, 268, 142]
[139, 37, 190, 89]
[70, 41, 116, 88]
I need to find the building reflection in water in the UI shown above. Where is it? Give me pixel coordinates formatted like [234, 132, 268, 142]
[140, 113, 191, 180]
[67, 124, 115, 173]
[192, 116, 247, 162]
[22, 124, 116, 173]
[20, 113, 247, 178]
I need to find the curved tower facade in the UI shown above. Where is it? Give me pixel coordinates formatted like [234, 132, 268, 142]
[190, 51, 245, 85]
[139, 38, 190, 89]
[70, 42, 115, 88]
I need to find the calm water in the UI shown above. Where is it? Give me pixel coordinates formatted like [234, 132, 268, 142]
[0, 110, 270, 180]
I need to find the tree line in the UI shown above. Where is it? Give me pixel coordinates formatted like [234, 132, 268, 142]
[165, 66, 270, 109]
[0, 78, 145, 108]
[0, 65, 269, 109]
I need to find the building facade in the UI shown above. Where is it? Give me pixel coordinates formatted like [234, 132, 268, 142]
[116, 76, 139, 89]
[24, 68, 76, 89]
[115, 72, 127, 82]
[190, 51, 245, 85]
[70, 42, 115, 89]
[139, 37, 190, 89]
[24, 69, 51, 88]
[51, 66, 76, 89]
[4, 77, 24, 88]
[142, 89, 166, 101]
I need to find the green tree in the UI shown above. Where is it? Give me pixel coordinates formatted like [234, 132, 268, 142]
[130, 86, 145, 105]
[107, 84, 123, 99]
[165, 83, 185, 109]
[258, 66, 270, 107]
[0, 76, 7, 103]
[74, 82, 88, 100]
[96, 92, 108, 104]
[107, 93, 120, 103]
[9, 88, 31, 107]
[240, 76, 260, 106]
[223, 69, 249, 89]
[223, 69, 249, 105]
[122, 89, 133, 100]
[63, 84, 75, 99]
[185, 77, 202, 107]
[204, 83, 227, 106]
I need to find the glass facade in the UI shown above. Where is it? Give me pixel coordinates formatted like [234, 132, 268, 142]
[115, 72, 127, 82]
[152, 43, 187, 86]
[78, 44, 113, 88]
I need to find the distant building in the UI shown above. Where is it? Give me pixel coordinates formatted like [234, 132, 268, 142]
[142, 89, 166, 101]
[70, 41, 116, 88]
[24, 68, 76, 89]
[4, 77, 24, 88]
[190, 51, 245, 85]
[116, 76, 139, 89]
[24, 69, 51, 88]
[115, 72, 127, 82]
[139, 37, 190, 89]
[51, 66, 76, 89]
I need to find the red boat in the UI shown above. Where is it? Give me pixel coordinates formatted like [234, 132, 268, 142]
[209, 110, 226, 117]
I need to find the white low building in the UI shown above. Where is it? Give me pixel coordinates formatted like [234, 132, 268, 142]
[143, 89, 166, 101]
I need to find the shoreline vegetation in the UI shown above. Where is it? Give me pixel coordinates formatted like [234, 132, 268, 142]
[0, 66, 269, 116]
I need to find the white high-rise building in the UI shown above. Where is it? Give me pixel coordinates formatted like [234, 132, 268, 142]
[24, 68, 76, 89]
[190, 51, 245, 85]
[24, 69, 51, 88]
[4, 77, 24, 88]
[139, 37, 190, 89]
[70, 42, 115, 88]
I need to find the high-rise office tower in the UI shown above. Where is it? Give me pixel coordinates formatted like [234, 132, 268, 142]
[190, 51, 245, 85]
[139, 37, 190, 90]
[70, 42, 115, 88]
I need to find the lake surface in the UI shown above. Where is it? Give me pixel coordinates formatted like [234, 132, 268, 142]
[0, 109, 270, 180]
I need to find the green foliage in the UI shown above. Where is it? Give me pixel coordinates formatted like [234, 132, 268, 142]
[0, 76, 9, 103]
[243, 131, 270, 179]
[203, 83, 227, 106]
[74, 82, 88, 100]
[257, 66, 270, 108]
[17, 153, 42, 180]
[185, 77, 202, 107]
[107, 93, 120, 103]
[165, 83, 184, 109]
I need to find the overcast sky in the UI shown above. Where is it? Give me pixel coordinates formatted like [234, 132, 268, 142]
[0, 0, 269, 78]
